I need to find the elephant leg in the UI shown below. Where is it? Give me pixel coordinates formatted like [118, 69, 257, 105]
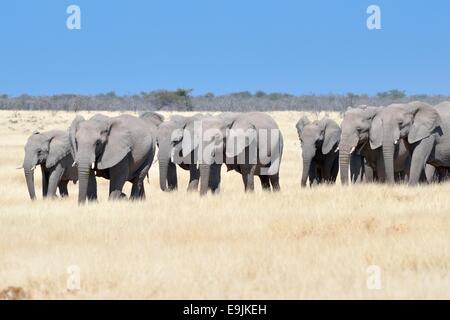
[167, 162, 178, 190]
[269, 174, 280, 192]
[58, 180, 69, 198]
[187, 165, 200, 191]
[409, 136, 435, 185]
[209, 163, 221, 194]
[130, 179, 144, 200]
[308, 162, 317, 187]
[424, 164, 436, 183]
[241, 164, 256, 192]
[259, 175, 271, 191]
[47, 165, 64, 198]
[364, 165, 374, 182]
[41, 166, 49, 198]
[87, 172, 98, 202]
[330, 159, 339, 183]
[109, 158, 129, 200]
[350, 154, 364, 183]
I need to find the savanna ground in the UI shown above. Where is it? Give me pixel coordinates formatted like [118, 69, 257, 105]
[0, 109, 449, 299]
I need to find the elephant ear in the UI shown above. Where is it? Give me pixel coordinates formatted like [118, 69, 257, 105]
[408, 102, 441, 144]
[320, 118, 341, 154]
[46, 132, 71, 168]
[369, 113, 383, 149]
[69, 115, 85, 158]
[295, 116, 310, 138]
[97, 119, 132, 170]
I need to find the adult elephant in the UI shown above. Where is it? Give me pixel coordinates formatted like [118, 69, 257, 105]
[226, 112, 283, 192]
[70, 114, 156, 204]
[295, 116, 340, 187]
[370, 101, 450, 184]
[339, 106, 411, 184]
[157, 114, 205, 192]
[139, 111, 164, 134]
[174, 114, 235, 195]
[22, 130, 78, 200]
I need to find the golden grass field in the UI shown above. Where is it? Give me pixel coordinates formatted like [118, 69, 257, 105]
[0, 109, 449, 299]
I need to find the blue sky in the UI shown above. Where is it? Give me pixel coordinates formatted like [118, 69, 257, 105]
[1, 0, 449, 96]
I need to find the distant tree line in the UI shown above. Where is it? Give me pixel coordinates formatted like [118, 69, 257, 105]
[1, 89, 449, 112]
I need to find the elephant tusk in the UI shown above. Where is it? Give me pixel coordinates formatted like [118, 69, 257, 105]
[350, 147, 355, 154]
[91, 162, 95, 169]
[394, 140, 399, 145]
[72, 161, 77, 167]
[30, 165, 36, 171]
[335, 147, 339, 152]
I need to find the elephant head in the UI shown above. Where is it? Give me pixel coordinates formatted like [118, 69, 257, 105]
[296, 116, 341, 187]
[156, 115, 188, 191]
[70, 114, 132, 204]
[22, 130, 71, 200]
[339, 106, 379, 184]
[369, 101, 441, 183]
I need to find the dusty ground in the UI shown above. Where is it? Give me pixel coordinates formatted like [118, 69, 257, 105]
[0, 110, 449, 299]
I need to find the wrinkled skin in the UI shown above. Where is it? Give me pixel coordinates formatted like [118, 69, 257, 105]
[226, 112, 283, 192]
[339, 106, 411, 185]
[70, 114, 156, 204]
[296, 117, 340, 187]
[370, 101, 450, 184]
[22, 130, 78, 200]
[177, 114, 233, 195]
[154, 115, 201, 192]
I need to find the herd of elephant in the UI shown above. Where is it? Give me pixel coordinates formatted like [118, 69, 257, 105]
[21, 101, 450, 204]
[22, 112, 283, 204]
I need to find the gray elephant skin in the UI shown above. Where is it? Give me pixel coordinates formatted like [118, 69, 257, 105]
[370, 101, 450, 184]
[296, 117, 340, 187]
[226, 112, 283, 192]
[339, 106, 411, 184]
[70, 114, 156, 204]
[22, 130, 77, 200]
[175, 114, 232, 195]
[156, 114, 203, 192]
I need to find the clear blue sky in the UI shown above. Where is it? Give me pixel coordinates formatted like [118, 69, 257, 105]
[1, 0, 449, 96]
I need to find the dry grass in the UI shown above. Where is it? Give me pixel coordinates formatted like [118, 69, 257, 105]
[0, 110, 449, 299]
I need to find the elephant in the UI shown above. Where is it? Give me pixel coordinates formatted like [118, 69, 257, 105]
[225, 112, 283, 192]
[69, 114, 156, 204]
[22, 130, 78, 200]
[173, 113, 235, 195]
[295, 116, 340, 187]
[369, 101, 450, 185]
[139, 111, 164, 135]
[339, 106, 411, 184]
[155, 114, 203, 192]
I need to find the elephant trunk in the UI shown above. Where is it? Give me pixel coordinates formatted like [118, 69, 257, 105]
[301, 152, 313, 187]
[77, 157, 92, 204]
[159, 158, 169, 191]
[199, 164, 210, 196]
[382, 142, 396, 184]
[23, 155, 37, 200]
[339, 151, 351, 185]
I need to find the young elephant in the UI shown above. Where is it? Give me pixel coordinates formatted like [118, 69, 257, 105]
[296, 117, 340, 187]
[152, 114, 205, 192]
[22, 130, 78, 200]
